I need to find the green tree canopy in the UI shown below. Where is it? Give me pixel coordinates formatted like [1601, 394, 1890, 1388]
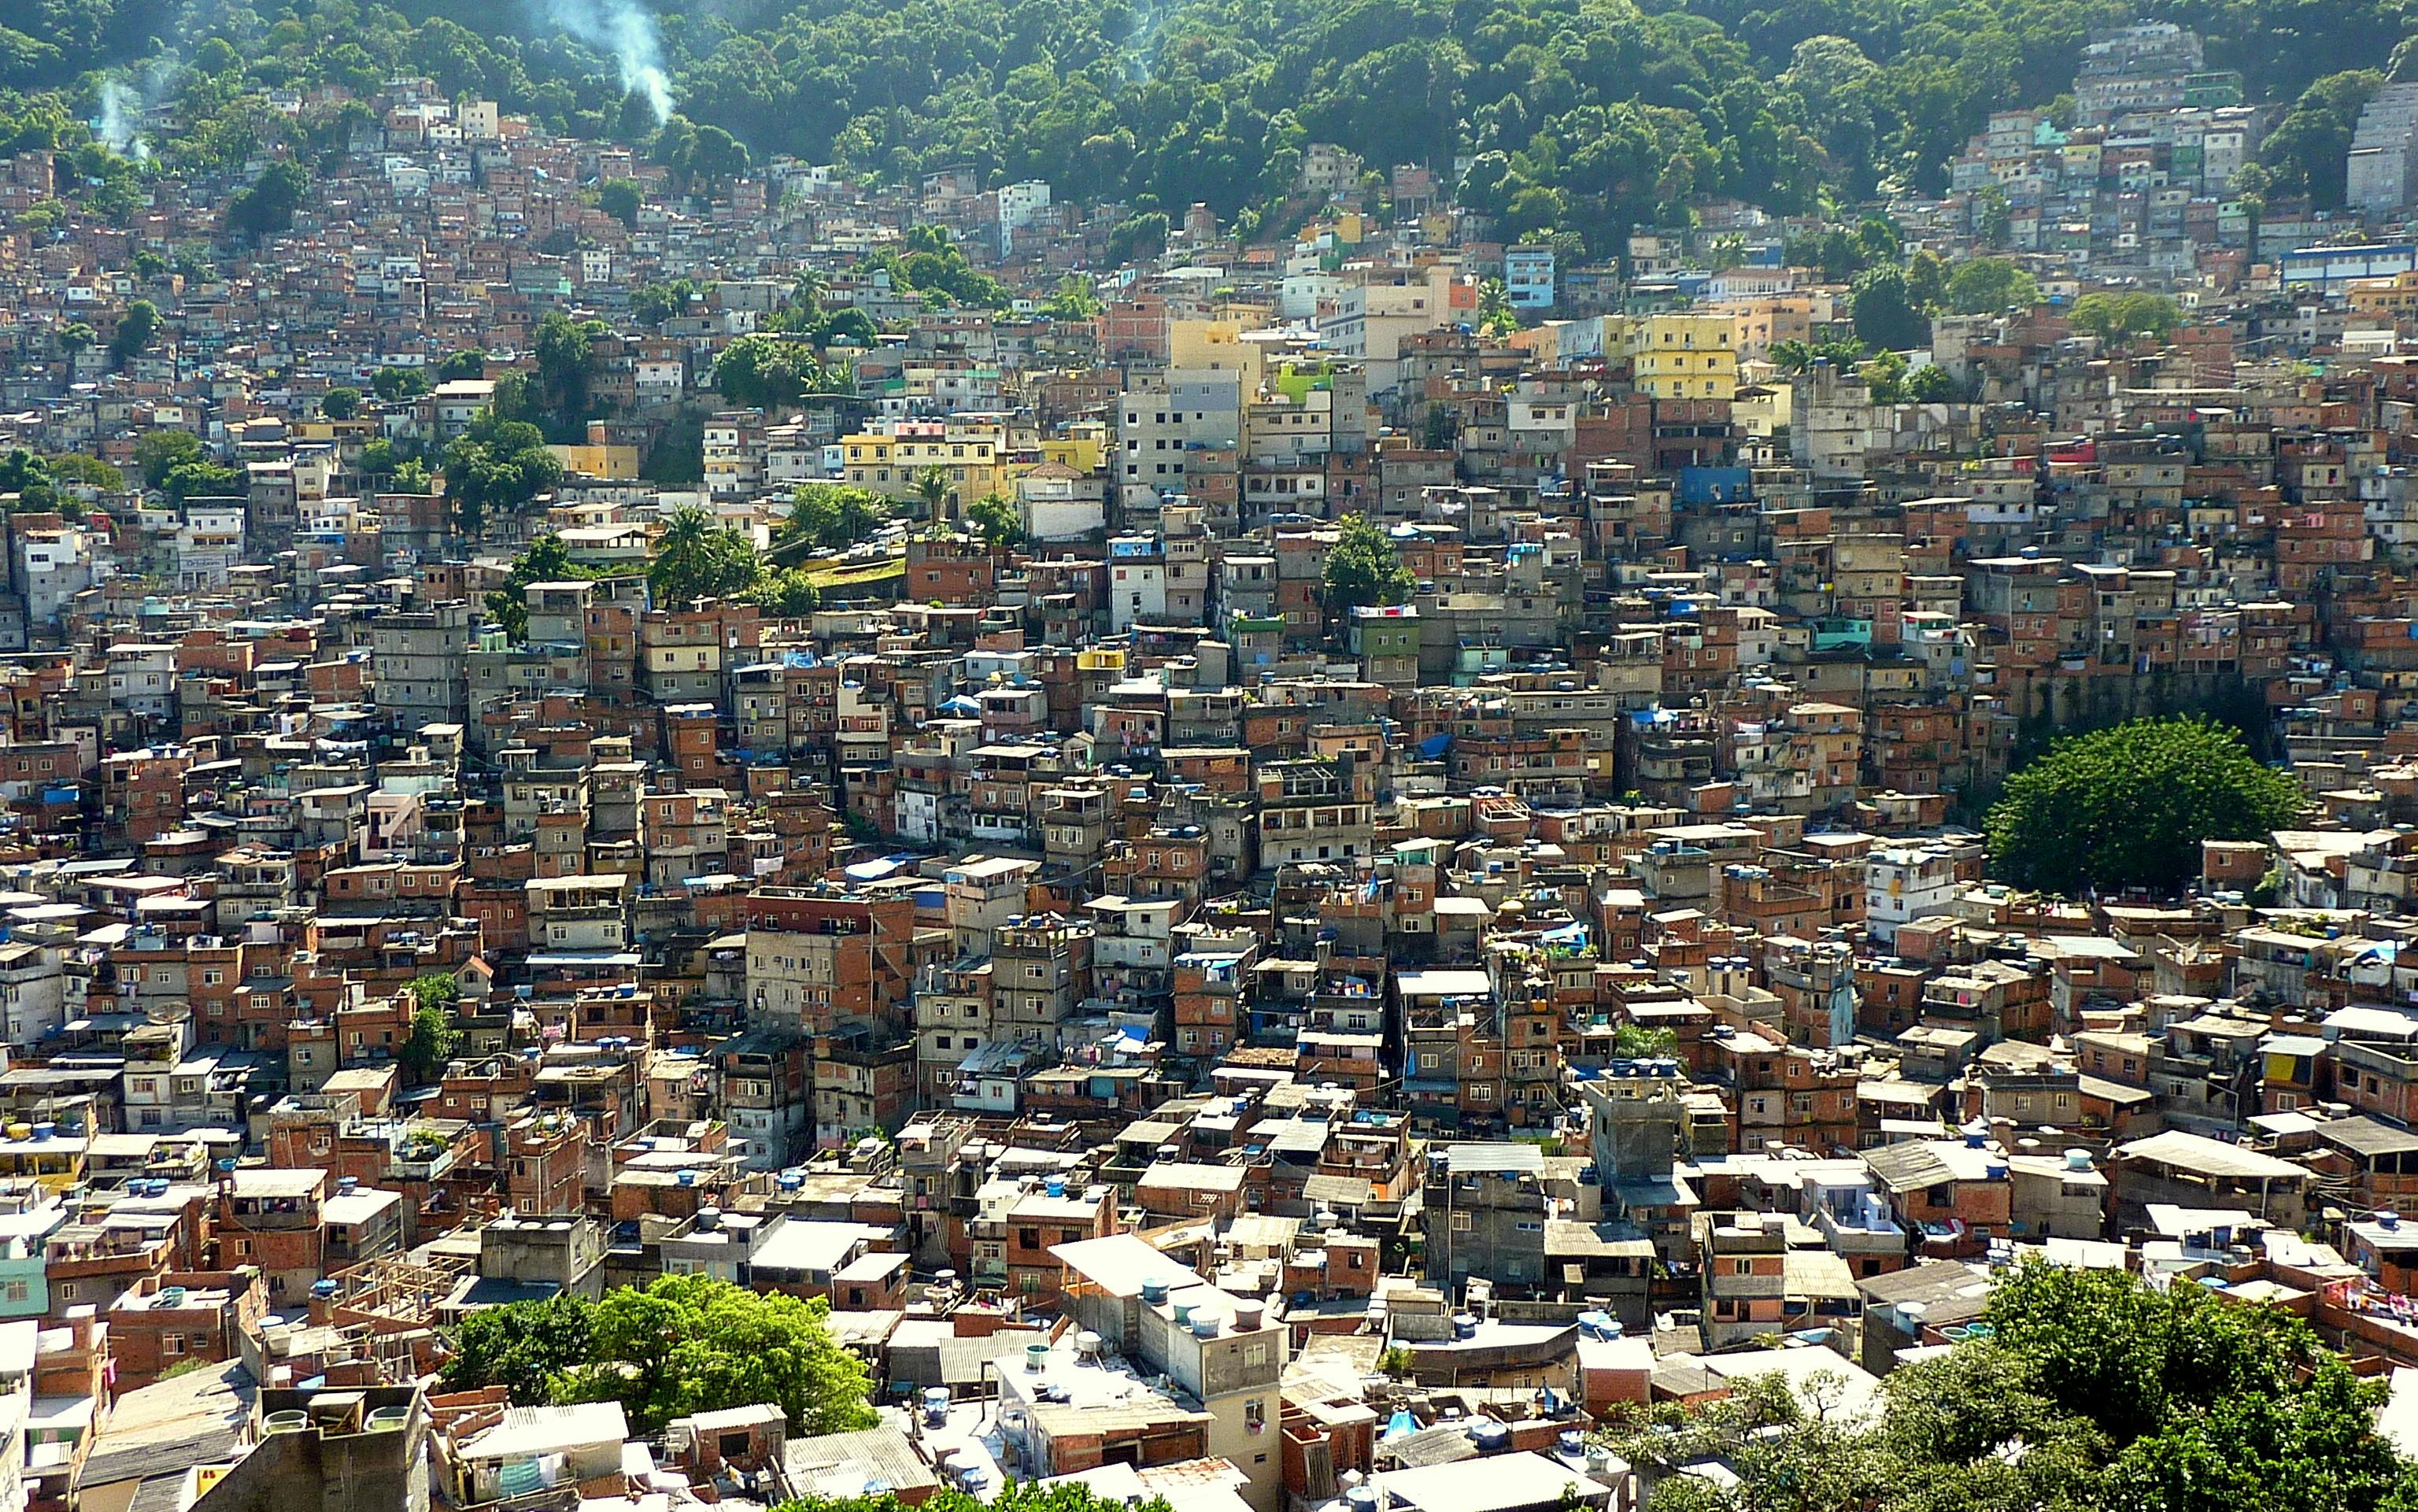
[1850, 266, 1927, 351]
[2257, 71, 2387, 208]
[1602, 1262, 2416, 1512]
[778, 486, 891, 553]
[965, 493, 1026, 549]
[2070, 291, 2183, 346]
[1943, 257, 2039, 314]
[715, 335, 831, 411]
[1985, 717, 2305, 894]
[108, 298, 158, 372]
[597, 177, 643, 227]
[486, 534, 602, 640]
[1321, 516, 1416, 616]
[741, 567, 822, 618]
[652, 505, 763, 606]
[134, 431, 205, 490]
[779, 1484, 1169, 1512]
[444, 414, 564, 536]
[372, 367, 433, 402]
[399, 985, 462, 1084]
[320, 386, 361, 420]
[227, 158, 310, 242]
[439, 1275, 877, 1435]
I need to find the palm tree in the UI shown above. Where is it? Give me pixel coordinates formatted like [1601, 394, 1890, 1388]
[650, 505, 756, 607]
[914, 464, 950, 523]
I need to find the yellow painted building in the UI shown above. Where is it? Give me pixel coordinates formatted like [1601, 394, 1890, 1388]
[548, 442, 642, 479]
[1617, 312, 1738, 401]
[2350, 271, 2418, 319]
[841, 424, 1109, 514]
[1168, 319, 1266, 390]
[1041, 435, 1105, 474]
[841, 425, 1017, 512]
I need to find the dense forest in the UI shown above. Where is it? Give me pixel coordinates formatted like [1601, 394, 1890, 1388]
[1, 0, 2414, 257]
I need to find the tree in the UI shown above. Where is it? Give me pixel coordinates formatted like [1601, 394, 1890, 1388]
[1610, 1022, 1680, 1058]
[912, 465, 949, 520]
[1904, 250, 1949, 314]
[777, 1484, 1167, 1512]
[1041, 274, 1102, 322]
[1106, 211, 1170, 264]
[134, 431, 205, 490]
[965, 493, 1025, 550]
[1972, 184, 2013, 247]
[1597, 1262, 2409, 1512]
[2070, 291, 2183, 347]
[320, 386, 360, 420]
[664, 121, 751, 194]
[372, 367, 432, 402]
[1985, 717, 2305, 894]
[1850, 266, 1927, 351]
[443, 414, 564, 536]
[740, 567, 821, 618]
[56, 321, 92, 358]
[651, 505, 763, 605]
[1320, 516, 1415, 616]
[1943, 257, 2039, 314]
[527, 312, 608, 440]
[571, 1275, 877, 1434]
[442, 1294, 596, 1403]
[227, 159, 309, 242]
[1477, 277, 1519, 338]
[1860, 348, 1911, 403]
[437, 349, 489, 381]
[779, 486, 889, 553]
[161, 459, 244, 505]
[46, 454, 119, 491]
[597, 177, 643, 227]
[108, 298, 157, 372]
[486, 534, 597, 640]
[715, 334, 826, 411]
[1905, 364, 1958, 402]
[2257, 72, 2387, 208]
[400, 1001, 461, 1083]
[0, 451, 56, 512]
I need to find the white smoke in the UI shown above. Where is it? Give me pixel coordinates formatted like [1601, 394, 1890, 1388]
[536, 0, 675, 124]
[97, 79, 150, 160]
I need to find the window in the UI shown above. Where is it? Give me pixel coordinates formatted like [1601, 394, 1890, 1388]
[1449, 1211, 1472, 1232]
[1244, 1399, 1266, 1433]
[1732, 1259, 1754, 1275]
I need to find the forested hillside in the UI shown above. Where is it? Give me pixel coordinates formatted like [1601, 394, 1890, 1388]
[2, 0, 2412, 255]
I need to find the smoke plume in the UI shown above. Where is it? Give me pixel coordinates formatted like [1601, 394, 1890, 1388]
[535, 0, 675, 124]
[97, 79, 149, 160]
